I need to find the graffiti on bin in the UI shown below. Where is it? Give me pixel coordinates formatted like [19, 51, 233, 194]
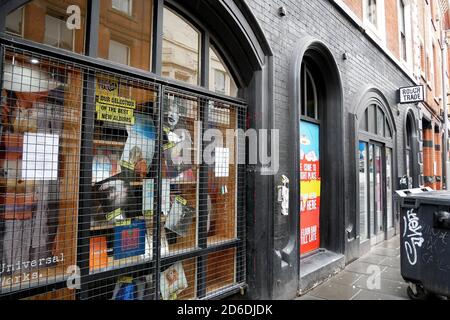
[403, 209, 425, 266]
[421, 225, 450, 272]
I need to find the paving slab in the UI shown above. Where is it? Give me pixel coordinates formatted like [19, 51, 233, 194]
[371, 247, 400, 257]
[297, 236, 410, 300]
[328, 270, 363, 286]
[381, 267, 405, 283]
[378, 256, 401, 268]
[345, 261, 377, 275]
[351, 289, 407, 300]
[353, 275, 409, 299]
[308, 280, 361, 300]
[358, 254, 387, 265]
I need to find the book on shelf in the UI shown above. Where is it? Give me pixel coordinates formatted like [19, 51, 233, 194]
[89, 236, 108, 272]
[165, 195, 195, 237]
[113, 220, 147, 260]
[160, 262, 188, 300]
[120, 113, 156, 178]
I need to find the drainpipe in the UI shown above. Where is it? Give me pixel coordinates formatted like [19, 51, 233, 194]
[441, 19, 449, 190]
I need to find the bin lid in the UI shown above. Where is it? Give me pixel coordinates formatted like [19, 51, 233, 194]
[404, 191, 450, 206]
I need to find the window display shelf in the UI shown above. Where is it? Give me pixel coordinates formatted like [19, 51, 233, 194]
[162, 245, 199, 258]
[89, 217, 153, 231]
[207, 235, 237, 247]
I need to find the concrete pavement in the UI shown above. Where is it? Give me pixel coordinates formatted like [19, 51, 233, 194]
[297, 235, 411, 300]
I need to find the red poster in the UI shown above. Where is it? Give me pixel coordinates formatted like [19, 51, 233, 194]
[300, 121, 321, 255]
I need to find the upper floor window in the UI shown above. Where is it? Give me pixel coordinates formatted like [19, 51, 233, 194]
[44, 15, 74, 51]
[399, 0, 407, 61]
[5, 0, 87, 54]
[98, 0, 153, 71]
[363, 0, 386, 40]
[112, 0, 132, 16]
[108, 39, 130, 66]
[162, 7, 200, 86]
[368, 0, 378, 27]
[5, 6, 23, 36]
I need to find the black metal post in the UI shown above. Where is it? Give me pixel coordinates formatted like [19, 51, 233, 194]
[196, 97, 210, 298]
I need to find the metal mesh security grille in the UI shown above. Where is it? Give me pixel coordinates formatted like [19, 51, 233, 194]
[0, 46, 246, 300]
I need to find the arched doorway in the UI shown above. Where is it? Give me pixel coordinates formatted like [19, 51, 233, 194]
[289, 37, 344, 293]
[355, 89, 396, 255]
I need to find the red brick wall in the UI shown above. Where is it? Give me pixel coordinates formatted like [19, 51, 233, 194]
[385, 0, 400, 60]
[343, 0, 363, 20]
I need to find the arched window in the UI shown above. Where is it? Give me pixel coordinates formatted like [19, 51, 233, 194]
[1, 0, 254, 301]
[4, 1, 240, 97]
[300, 65, 319, 120]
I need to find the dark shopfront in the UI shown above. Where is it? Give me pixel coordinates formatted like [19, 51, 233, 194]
[0, 0, 274, 300]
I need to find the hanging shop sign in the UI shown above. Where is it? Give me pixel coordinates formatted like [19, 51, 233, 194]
[300, 121, 321, 255]
[398, 85, 425, 104]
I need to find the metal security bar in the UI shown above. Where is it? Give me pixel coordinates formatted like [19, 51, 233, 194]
[0, 44, 246, 301]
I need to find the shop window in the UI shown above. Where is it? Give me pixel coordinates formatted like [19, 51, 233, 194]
[359, 142, 369, 241]
[5, 6, 23, 36]
[299, 62, 321, 256]
[162, 7, 200, 86]
[44, 15, 74, 51]
[5, 0, 87, 55]
[386, 148, 393, 229]
[108, 40, 130, 66]
[206, 248, 236, 295]
[98, 0, 153, 71]
[160, 259, 196, 300]
[209, 46, 238, 97]
[0, 49, 83, 292]
[207, 102, 239, 247]
[112, 0, 133, 16]
[90, 74, 159, 273]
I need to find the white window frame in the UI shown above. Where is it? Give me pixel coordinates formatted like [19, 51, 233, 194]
[362, 0, 386, 44]
[44, 14, 75, 51]
[214, 69, 226, 95]
[108, 39, 131, 66]
[397, 0, 413, 67]
[5, 6, 24, 37]
[112, 0, 133, 16]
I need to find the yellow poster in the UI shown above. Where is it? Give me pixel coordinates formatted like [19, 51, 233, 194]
[96, 103, 135, 125]
[96, 76, 119, 96]
[95, 76, 136, 125]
